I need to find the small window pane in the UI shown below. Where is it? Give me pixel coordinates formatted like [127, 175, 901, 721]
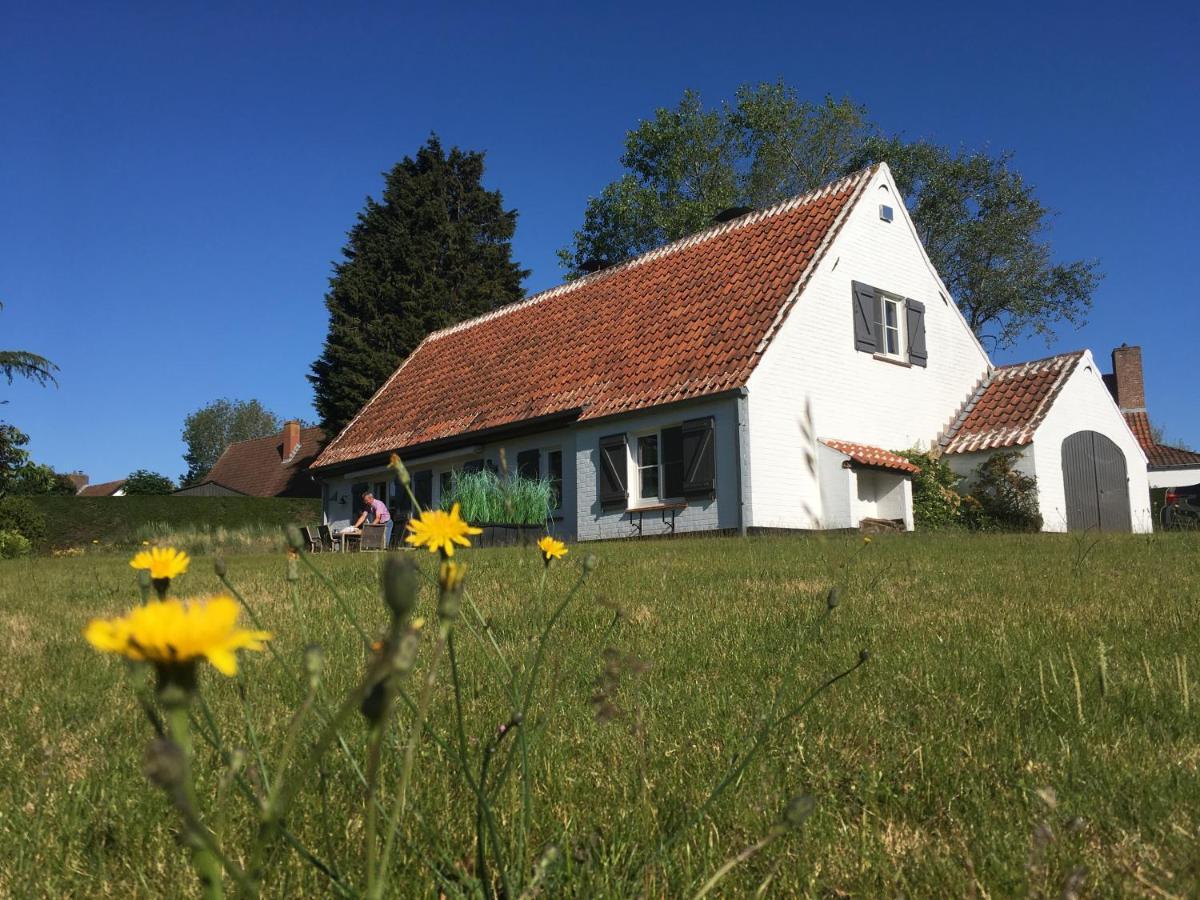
[641, 466, 659, 499]
[639, 435, 658, 467]
[547, 450, 563, 509]
[637, 435, 659, 500]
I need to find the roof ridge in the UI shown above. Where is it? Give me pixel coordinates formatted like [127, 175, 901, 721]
[423, 165, 880, 344]
[995, 349, 1085, 372]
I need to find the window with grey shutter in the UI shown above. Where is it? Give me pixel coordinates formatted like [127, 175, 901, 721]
[852, 281, 878, 353]
[516, 449, 540, 480]
[681, 417, 716, 497]
[598, 434, 628, 506]
[661, 426, 685, 498]
[905, 299, 928, 367]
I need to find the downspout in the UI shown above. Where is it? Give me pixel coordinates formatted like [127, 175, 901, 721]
[734, 387, 751, 537]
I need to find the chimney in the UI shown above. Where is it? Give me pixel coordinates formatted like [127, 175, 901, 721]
[281, 420, 301, 461]
[1110, 344, 1146, 411]
[68, 471, 89, 493]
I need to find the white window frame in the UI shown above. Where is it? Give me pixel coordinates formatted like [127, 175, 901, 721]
[878, 293, 906, 360]
[631, 431, 661, 508]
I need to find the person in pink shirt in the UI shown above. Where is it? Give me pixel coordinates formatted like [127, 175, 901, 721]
[353, 491, 393, 546]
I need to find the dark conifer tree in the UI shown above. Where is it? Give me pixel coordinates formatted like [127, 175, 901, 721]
[310, 136, 527, 435]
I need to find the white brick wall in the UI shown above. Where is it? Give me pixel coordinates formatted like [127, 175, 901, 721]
[573, 397, 742, 541]
[1149, 468, 1200, 489]
[745, 166, 991, 529]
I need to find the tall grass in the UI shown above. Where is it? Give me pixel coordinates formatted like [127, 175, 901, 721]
[441, 470, 553, 525]
[130, 522, 289, 555]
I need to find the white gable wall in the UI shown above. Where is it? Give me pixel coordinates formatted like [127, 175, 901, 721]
[1149, 467, 1200, 490]
[745, 165, 991, 529]
[1027, 352, 1152, 532]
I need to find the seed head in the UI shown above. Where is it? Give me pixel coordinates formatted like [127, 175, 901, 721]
[303, 644, 324, 686]
[826, 587, 840, 610]
[213, 557, 227, 578]
[285, 525, 304, 552]
[144, 737, 186, 791]
[583, 554, 599, 574]
[382, 556, 419, 620]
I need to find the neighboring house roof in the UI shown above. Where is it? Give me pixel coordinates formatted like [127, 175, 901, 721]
[941, 352, 1085, 454]
[1121, 410, 1200, 469]
[822, 439, 921, 475]
[194, 426, 326, 497]
[313, 166, 877, 470]
[78, 479, 126, 496]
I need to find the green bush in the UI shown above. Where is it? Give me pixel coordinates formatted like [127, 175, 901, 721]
[0, 529, 31, 558]
[897, 449, 964, 530]
[441, 469, 554, 524]
[124, 469, 176, 495]
[0, 496, 47, 544]
[967, 450, 1043, 532]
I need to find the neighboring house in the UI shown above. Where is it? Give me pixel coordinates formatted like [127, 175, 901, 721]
[78, 479, 127, 497]
[310, 163, 1152, 537]
[174, 421, 325, 497]
[1104, 344, 1200, 489]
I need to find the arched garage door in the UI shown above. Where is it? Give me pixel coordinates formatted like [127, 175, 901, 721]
[1061, 431, 1132, 532]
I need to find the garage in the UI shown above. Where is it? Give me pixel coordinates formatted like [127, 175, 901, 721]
[1061, 430, 1132, 532]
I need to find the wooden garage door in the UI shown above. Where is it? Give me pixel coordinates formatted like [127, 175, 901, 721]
[1061, 431, 1132, 532]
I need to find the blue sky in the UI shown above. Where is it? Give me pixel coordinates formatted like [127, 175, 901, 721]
[2, 0, 1197, 482]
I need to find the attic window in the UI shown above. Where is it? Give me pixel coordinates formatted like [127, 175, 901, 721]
[879, 204, 894, 223]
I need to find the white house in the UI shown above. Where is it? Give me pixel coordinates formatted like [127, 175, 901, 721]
[310, 163, 1152, 537]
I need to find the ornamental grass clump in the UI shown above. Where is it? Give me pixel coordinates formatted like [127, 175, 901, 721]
[82, 451, 867, 897]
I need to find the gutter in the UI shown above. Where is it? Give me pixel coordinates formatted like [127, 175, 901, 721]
[734, 387, 751, 537]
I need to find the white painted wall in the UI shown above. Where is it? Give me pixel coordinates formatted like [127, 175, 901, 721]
[746, 165, 991, 529]
[1028, 353, 1152, 532]
[1149, 467, 1200, 489]
[574, 397, 742, 540]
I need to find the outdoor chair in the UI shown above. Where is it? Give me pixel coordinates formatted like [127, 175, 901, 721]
[360, 523, 388, 552]
[318, 524, 336, 552]
[300, 526, 322, 553]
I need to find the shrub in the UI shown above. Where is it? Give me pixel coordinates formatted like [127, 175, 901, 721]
[897, 449, 964, 530]
[124, 469, 177, 494]
[0, 495, 46, 544]
[0, 529, 31, 558]
[968, 450, 1042, 532]
[442, 469, 553, 524]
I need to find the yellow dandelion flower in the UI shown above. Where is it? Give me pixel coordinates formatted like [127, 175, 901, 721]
[130, 546, 190, 580]
[438, 560, 467, 592]
[84, 595, 271, 677]
[538, 535, 567, 563]
[404, 503, 481, 557]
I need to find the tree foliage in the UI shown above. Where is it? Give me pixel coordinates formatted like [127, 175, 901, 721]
[124, 470, 176, 495]
[561, 84, 1099, 347]
[559, 85, 869, 273]
[0, 301, 58, 389]
[0, 422, 31, 494]
[310, 135, 528, 435]
[8, 462, 76, 495]
[181, 398, 282, 486]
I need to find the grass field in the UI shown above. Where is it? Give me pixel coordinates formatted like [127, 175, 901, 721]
[1, 532, 1196, 897]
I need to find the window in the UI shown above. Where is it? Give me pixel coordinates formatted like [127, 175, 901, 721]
[879, 294, 905, 359]
[547, 449, 563, 510]
[439, 471, 454, 502]
[637, 435, 659, 500]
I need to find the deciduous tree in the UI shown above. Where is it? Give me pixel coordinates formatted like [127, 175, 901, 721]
[181, 398, 281, 486]
[124, 470, 176, 495]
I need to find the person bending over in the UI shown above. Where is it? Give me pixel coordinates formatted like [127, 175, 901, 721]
[353, 491, 393, 547]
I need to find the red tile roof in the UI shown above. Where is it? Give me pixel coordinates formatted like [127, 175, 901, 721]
[822, 439, 921, 474]
[313, 168, 876, 470]
[941, 352, 1084, 454]
[1123, 410, 1200, 469]
[78, 479, 126, 496]
[195, 426, 326, 497]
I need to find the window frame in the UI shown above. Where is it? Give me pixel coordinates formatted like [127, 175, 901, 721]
[545, 448, 563, 513]
[878, 292, 906, 360]
[629, 427, 687, 509]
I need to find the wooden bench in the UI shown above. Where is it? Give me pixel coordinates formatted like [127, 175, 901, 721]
[626, 501, 687, 537]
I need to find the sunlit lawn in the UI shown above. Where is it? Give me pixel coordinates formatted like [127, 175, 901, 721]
[1, 531, 1196, 897]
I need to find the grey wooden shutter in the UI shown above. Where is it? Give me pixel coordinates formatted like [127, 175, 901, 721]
[906, 299, 928, 367]
[598, 434, 628, 506]
[412, 470, 433, 511]
[516, 449, 540, 479]
[661, 426, 685, 498]
[681, 417, 716, 497]
[852, 281, 878, 353]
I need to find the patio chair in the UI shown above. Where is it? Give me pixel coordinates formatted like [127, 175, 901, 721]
[300, 526, 322, 553]
[318, 524, 336, 552]
[360, 523, 388, 552]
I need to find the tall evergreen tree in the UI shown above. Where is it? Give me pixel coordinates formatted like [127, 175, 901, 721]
[310, 136, 528, 435]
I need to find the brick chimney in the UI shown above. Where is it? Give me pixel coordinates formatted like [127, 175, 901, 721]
[1110, 344, 1146, 411]
[281, 420, 301, 461]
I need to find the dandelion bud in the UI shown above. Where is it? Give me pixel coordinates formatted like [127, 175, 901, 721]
[859, 648, 871, 664]
[285, 525, 304, 552]
[438, 560, 467, 593]
[303, 644, 324, 687]
[213, 557, 227, 578]
[780, 793, 816, 829]
[137, 568, 152, 603]
[583, 554, 599, 574]
[393, 630, 419, 672]
[389, 452, 411, 486]
[144, 737, 186, 791]
[360, 679, 387, 725]
[286, 554, 299, 583]
[383, 556, 419, 620]
[826, 587, 840, 610]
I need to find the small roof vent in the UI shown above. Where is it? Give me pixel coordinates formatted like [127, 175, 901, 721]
[711, 206, 755, 224]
